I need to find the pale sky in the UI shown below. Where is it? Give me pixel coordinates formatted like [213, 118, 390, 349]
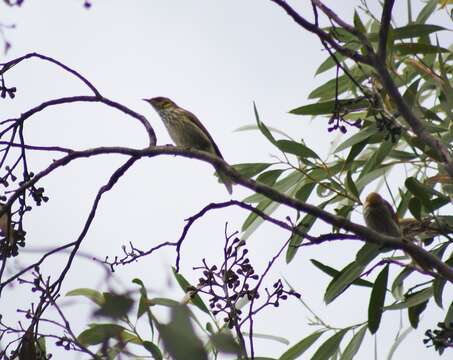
[1, 1, 451, 359]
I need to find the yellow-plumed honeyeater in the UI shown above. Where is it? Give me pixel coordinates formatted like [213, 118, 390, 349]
[363, 192, 401, 237]
[144, 97, 233, 194]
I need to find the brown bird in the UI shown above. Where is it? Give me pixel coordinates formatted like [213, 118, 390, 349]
[144, 97, 233, 194]
[363, 192, 401, 237]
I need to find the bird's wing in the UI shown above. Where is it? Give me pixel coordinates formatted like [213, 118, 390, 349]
[184, 109, 224, 159]
[383, 198, 399, 224]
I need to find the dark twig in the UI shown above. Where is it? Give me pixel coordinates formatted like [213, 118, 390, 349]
[0, 52, 101, 96]
[270, 0, 371, 65]
[50, 156, 139, 295]
[378, 0, 395, 61]
[2, 144, 451, 282]
[0, 95, 156, 146]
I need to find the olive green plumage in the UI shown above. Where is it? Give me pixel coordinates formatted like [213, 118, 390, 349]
[363, 192, 401, 237]
[144, 96, 233, 194]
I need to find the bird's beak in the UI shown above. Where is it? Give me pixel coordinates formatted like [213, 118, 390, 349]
[142, 98, 149, 102]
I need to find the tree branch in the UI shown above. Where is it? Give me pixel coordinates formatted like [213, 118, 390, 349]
[377, 0, 395, 61]
[269, 0, 371, 65]
[3, 144, 451, 282]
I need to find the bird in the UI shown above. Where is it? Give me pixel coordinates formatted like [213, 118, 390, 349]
[143, 96, 233, 194]
[363, 192, 401, 237]
[363, 193, 435, 271]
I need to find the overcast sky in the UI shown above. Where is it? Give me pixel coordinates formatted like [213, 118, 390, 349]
[1, 1, 452, 359]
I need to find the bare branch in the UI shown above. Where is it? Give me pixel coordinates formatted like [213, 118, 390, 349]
[378, 0, 395, 61]
[270, 0, 371, 65]
[0, 95, 156, 146]
[0, 52, 101, 96]
[2, 144, 451, 282]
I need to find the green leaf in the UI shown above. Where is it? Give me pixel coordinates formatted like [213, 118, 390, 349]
[387, 326, 413, 359]
[295, 182, 316, 203]
[433, 277, 447, 308]
[309, 73, 366, 100]
[444, 301, 453, 328]
[142, 341, 163, 359]
[394, 43, 449, 55]
[408, 197, 422, 220]
[256, 169, 284, 186]
[344, 140, 367, 168]
[324, 243, 380, 304]
[276, 139, 319, 159]
[148, 297, 181, 307]
[66, 288, 104, 306]
[311, 329, 348, 360]
[385, 288, 433, 310]
[172, 268, 210, 314]
[231, 163, 271, 179]
[290, 98, 368, 116]
[244, 169, 302, 203]
[157, 304, 208, 360]
[402, 79, 420, 108]
[358, 138, 396, 181]
[246, 332, 289, 345]
[335, 124, 378, 153]
[353, 11, 367, 34]
[36, 337, 46, 359]
[340, 325, 367, 360]
[408, 300, 428, 329]
[286, 213, 317, 263]
[396, 189, 412, 218]
[278, 331, 324, 360]
[393, 24, 446, 39]
[391, 268, 413, 301]
[355, 165, 392, 192]
[254, 102, 277, 145]
[405, 177, 431, 201]
[94, 292, 134, 319]
[210, 332, 240, 355]
[310, 259, 373, 287]
[242, 171, 302, 238]
[133, 278, 152, 322]
[345, 171, 360, 200]
[315, 52, 347, 75]
[78, 324, 128, 346]
[368, 265, 389, 334]
[416, 0, 437, 24]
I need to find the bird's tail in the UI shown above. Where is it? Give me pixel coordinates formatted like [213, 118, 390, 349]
[214, 167, 233, 195]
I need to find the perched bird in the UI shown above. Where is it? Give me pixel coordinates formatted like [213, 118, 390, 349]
[363, 193, 434, 271]
[144, 97, 233, 194]
[363, 192, 401, 237]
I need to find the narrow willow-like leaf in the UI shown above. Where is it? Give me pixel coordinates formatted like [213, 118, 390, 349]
[390, 268, 413, 301]
[311, 259, 373, 287]
[340, 325, 367, 360]
[385, 288, 433, 310]
[276, 139, 319, 159]
[387, 327, 413, 360]
[368, 265, 389, 334]
[232, 163, 271, 179]
[311, 329, 349, 360]
[172, 268, 210, 314]
[286, 213, 317, 263]
[278, 331, 324, 360]
[324, 244, 380, 304]
[394, 43, 449, 55]
[408, 300, 428, 329]
[433, 275, 447, 308]
[335, 124, 378, 153]
[66, 288, 105, 306]
[290, 98, 368, 116]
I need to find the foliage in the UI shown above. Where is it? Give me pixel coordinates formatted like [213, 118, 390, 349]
[0, 0, 452, 359]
